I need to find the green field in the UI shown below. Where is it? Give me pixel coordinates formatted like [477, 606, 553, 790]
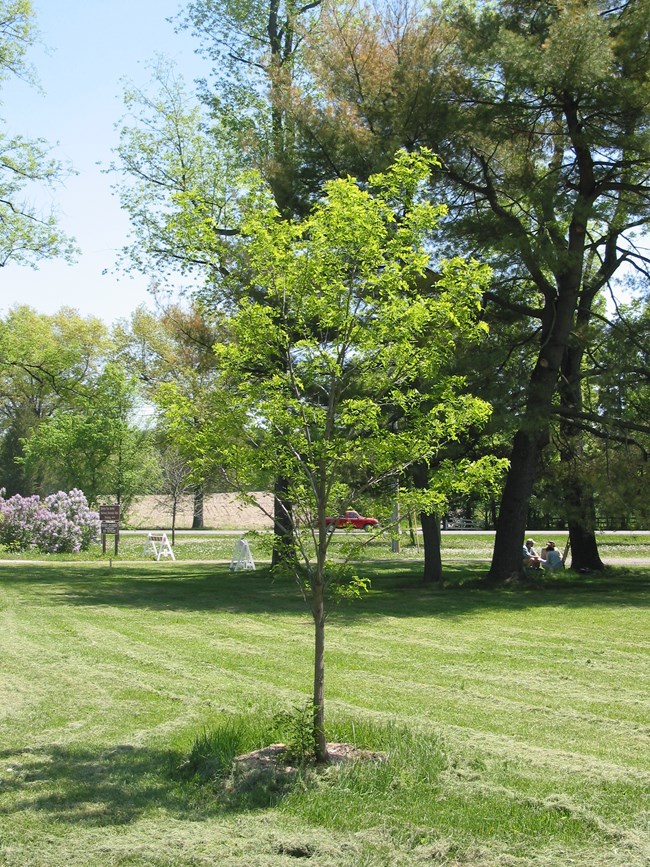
[0, 560, 648, 865]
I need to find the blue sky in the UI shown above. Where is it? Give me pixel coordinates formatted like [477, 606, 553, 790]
[0, 0, 206, 324]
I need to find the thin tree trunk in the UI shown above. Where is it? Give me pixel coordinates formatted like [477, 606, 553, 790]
[309, 472, 329, 764]
[312, 581, 327, 763]
[408, 511, 419, 547]
[191, 485, 204, 530]
[391, 490, 401, 553]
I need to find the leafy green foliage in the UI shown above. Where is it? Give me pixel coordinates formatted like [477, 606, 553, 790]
[159, 150, 493, 759]
[112, 60, 249, 282]
[161, 151, 493, 584]
[0, 1, 77, 265]
[20, 362, 159, 511]
[0, 306, 110, 494]
[292, 0, 650, 575]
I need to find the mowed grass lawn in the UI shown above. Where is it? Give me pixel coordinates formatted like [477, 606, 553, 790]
[3, 529, 649, 565]
[0, 559, 648, 866]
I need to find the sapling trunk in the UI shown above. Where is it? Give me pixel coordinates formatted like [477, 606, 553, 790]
[311, 521, 328, 763]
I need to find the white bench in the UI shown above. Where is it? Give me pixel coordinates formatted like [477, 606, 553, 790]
[229, 538, 256, 571]
[143, 532, 176, 561]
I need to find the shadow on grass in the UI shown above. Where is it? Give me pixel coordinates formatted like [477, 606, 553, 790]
[0, 735, 333, 827]
[1, 560, 649, 621]
[0, 725, 631, 861]
[0, 741, 220, 827]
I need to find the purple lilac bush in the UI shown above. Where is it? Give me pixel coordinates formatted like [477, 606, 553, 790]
[0, 489, 101, 553]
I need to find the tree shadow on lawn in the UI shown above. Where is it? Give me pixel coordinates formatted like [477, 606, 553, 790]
[356, 562, 650, 619]
[1, 561, 649, 620]
[0, 741, 219, 827]
[0, 562, 308, 616]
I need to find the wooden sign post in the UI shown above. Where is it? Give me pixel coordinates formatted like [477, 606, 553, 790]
[99, 504, 120, 556]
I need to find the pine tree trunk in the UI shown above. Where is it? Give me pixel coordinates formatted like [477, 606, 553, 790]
[412, 463, 443, 583]
[489, 346, 570, 582]
[569, 519, 604, 571]
[489, 274, 580, 583]
[271, 474, 296, 568]
[564, 476, 604, 571]
[489, 427, 548, 581]
[421, 511, 443, 584]
[558, 303, 604, 572]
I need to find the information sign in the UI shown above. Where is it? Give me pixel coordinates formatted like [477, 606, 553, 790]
[100, 504, 120, 555]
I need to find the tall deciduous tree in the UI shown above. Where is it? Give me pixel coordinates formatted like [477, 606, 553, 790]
[181, 0, 322, 215]
[159, 152, 492, 760]
[118, 0, 323, 559]
[0, 0, 76, 265]
[0, 306, 109, 494]
[112, 63, 245, 286]
[293, 0, 650, 577]
[114, 301, 223, 527]
[186, 0, 326, 557]
[113, 63, 296, 557]
[20, 362, 158, 511]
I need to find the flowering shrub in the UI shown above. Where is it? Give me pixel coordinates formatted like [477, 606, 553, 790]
[0, 492, 43, 550]
[0, 489, 101, 553]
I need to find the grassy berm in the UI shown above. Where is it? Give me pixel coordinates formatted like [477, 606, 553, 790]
[0, 560, 648, 866]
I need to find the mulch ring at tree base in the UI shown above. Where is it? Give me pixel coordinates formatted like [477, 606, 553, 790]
[224, 742, 386, 798]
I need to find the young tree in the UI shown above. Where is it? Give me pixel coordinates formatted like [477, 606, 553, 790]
[160, 152, 492, 761]
[151, 447, 195, 544]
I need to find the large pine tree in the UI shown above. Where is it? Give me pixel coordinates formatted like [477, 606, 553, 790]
[292, 0, 650, 576]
